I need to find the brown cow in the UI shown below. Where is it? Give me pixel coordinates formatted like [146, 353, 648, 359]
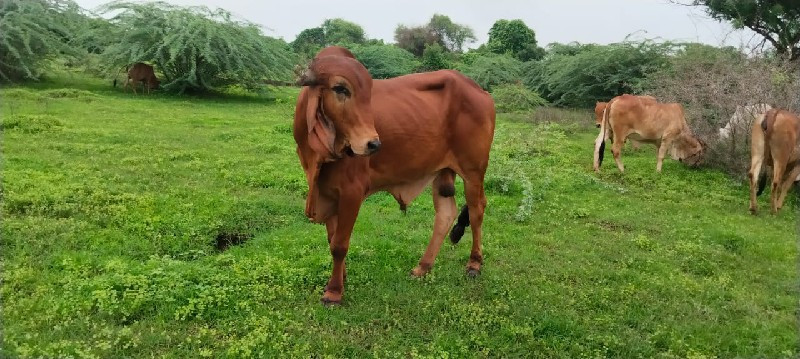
[122, 63, 159, 94]
[594, 95, 657, 150]
[748, 109, 800, 214]
[294, 46, 495, 304]
[593, 94, 704, 173]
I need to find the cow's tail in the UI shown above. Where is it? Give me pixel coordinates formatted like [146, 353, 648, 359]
[112, 65, 129, 87]
[449, 205, 470, 244]
[594, 98, 613, 170]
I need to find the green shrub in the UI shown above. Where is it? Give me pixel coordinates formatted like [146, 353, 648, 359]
[419, 43, 452, 71]
[491, 84, 548, 112]
[455, 53, 522, 91]
[1, 114, 63, 133]
[99, 2, 296, 93]
[350, 44, 419, 79]
[525, 41, 674, 107]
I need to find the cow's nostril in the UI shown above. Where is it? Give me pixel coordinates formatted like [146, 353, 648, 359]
[367, 139, 381, 153]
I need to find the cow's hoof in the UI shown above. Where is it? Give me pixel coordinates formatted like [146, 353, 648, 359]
[321, 291, 342, 305]
[466, 267, 480, 278]
[410, 265, 431, 278]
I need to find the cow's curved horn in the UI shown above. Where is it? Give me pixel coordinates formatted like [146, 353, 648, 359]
[297, 66, 317, 87]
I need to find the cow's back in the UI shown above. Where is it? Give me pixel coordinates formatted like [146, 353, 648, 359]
[368, 70, 495, 188]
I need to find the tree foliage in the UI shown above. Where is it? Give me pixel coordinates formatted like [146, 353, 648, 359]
[291, 18, 366, 59]
[491, 83, 548, 113]
[486, 19, 544, 61]
[455, 53, 523, 91]
[394, 14, 475, 56]
[419, 43, 451, 71]
[350, 43, 418, 79]
[100, 2, 295, 93]
[322, 18, 366, 46]
[685, 0, 800, 60]
[0, 0, 84, 81]
[525, 41, 674, 107]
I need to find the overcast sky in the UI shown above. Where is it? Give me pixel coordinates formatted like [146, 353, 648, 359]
[74, 0, 759, 49]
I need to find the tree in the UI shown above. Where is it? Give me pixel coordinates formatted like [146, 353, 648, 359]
[100, 2, 295, 93]
[486, 19, 544, 61]
[455, 53, 523, 91]
[291, 27, 325, 59]
[682, 0, 800, 60]
[427, 14, 476, 52]
[0, 0, 84, 81]
[394, 14, 476, 56]
[321, 18, 366, 45]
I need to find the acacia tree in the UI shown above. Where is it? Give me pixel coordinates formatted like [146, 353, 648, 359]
[682, 0, 800, 60]
[101, 2, 295, 93]
[0, 0, 84, 81]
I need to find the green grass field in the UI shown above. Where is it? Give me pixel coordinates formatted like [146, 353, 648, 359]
[2, 74, 798, 358]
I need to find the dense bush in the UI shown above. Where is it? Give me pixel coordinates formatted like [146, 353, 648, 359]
[0, 0, 84, 81]
[455, 53, 523, 91]
[486, 19, 544, 61]
[643, 44, 800, 177]
[419, 43, 452, 71]
[100, 2, 296, 93]
[491, 83, 548, 113]
[350, 44, 418, 79]
[525, 41, 674, 107]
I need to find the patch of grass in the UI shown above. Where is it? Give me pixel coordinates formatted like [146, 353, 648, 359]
[1, 76, 798, 358]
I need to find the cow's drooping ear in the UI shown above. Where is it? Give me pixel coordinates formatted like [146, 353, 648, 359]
[305, 85, 337, 161]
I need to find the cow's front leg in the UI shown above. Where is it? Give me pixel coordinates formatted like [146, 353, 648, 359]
[322, 191, 363, 304]
[656, 138, 672, 173]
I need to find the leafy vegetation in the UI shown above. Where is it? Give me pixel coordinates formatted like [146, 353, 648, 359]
[0, 0, 84, 81]
[350, 43, 419, 79]
[525, 41, 674, 107]
[99, 1, 296, 93]
[455, 53, 523, 91]
[1, 74, 797, 358]
[394, 14, 476, 56]
[491, 83, 548, 112]
[486, 19, 545, 61]
[684, 0, 800, 60]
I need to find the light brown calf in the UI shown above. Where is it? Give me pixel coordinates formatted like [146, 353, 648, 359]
[594, 95, 657, 150]
[593, 94, 704, 173]
[748, 109, 800, 214]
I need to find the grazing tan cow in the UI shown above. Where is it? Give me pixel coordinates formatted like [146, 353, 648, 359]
[121, 63, 160, 94]
[748, 108, 800, 214]
[594, 95, 657, 150]
[593, 94, 704, 173]
[294, 46, 495, 304]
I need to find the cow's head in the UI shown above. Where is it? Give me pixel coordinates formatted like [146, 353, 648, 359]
[675, 135, 705, 167]
[299, 47, 380, 159]
[594, 102, 607, 128]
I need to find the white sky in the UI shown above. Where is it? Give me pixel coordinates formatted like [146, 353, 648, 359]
[74, 0, 760, 49]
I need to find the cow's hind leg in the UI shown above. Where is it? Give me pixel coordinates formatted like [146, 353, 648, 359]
[462, 172, 487, 277]
[611, 132, 626, 173]
[776, 163, 800, 211]
[412, 169, 457, 277]
[770, 160, 787, 214]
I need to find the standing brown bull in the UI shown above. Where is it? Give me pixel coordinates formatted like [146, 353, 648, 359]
[294, 46, 496, 304]
[594, 95, 657, 150]
[118, 63, 160, 94]
[748, 108, 800, 214]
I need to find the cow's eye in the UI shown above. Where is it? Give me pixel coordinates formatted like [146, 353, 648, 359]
[332, 85, 350, 96]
